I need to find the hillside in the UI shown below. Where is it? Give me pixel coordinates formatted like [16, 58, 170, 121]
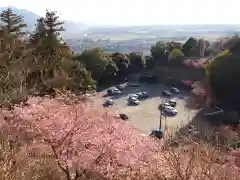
[0, 6, 240, 180]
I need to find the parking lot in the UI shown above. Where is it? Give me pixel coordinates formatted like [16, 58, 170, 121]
[95, 83, 199, 134]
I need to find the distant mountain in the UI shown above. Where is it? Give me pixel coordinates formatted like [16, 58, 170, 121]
[0, 6, 90, 37]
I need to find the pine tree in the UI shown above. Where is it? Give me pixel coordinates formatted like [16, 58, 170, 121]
[0, 8, 27, 36]
[29, 10, 72, 90]
[32, 10, 68, 58]
[29, 18, 46, 45]
[44, 10, 64, 37]
[44, 10, 64, 53]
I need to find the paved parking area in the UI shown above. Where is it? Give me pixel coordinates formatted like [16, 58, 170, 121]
[95, 83, 199, 134]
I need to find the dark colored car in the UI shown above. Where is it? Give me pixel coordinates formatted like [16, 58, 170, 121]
[115, 113, 129, 120]
[116, 85, 125, 90]
[137, 92, 148, 99]
[103, 99, 114, 107]
[119, 113, 129, 120]
[128, 82, 139, 87]
[107, 88, 122, 96]
[139, 74, 158, 84]
[150, 129, 163, 139]
[162, 91, 171, 97]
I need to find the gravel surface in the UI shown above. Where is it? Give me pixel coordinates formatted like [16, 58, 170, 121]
[95, 83, 199, 134]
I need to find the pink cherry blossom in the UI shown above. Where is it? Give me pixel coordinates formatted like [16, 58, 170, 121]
[0, 96, 239, 179]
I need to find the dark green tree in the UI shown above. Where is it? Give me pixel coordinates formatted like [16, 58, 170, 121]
[128, 52, 145, 72]
[29, 17, 46, 45]
[207, 49, 240, 110]
[42, 10, 66, 57]
[150, 41, 168, 64]
[168, 48, 185, 66]
[145, 56, 154, 69]
[0, 8, 27, 35]
[182, 37, 198, 57]
[77, 48, 109, 81]
[98, 60, 118, 85]
[111, 52, 130, 78]
[61, 60, 96, 93]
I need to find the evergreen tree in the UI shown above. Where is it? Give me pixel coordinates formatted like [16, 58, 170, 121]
[44, 10, 65, 55]
[0, 8, 27, 36]
[29, 17, 46, 45]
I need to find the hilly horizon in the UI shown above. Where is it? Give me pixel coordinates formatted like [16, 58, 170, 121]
[0, 6, 91, 37]
[1, 6, 240, 42]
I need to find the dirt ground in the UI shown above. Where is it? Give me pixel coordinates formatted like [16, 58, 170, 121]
[94, 83, 199, 135]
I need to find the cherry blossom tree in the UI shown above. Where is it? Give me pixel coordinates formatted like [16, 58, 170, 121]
[0, 96, 239, 180]
[0, 97, 169, 179]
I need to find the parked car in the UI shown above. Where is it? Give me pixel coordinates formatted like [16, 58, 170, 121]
[171, 87, 180, 94]
[128, 97, 140, 105]
[150, 129, 163, 139]
[137, 92, 148, 99]
[115, 113, 129, 120]
[107, 88, 122, 95]
[167, 99, 177, 107]
[116, 84, 125, 90]
[103, 99, 114, 107]
[162, 91, 171, 97]
[128, 94, 138, 99]
[164, 106, 178, 116]
[158, 102, 171, 110]
[128, 82, 139, 87]
[119, 113, 129, 120]
[139, 74, 158, 84]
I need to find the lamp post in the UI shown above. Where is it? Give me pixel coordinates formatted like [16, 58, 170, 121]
[159, 99, 164, 130]
[150, 99, 165, 139]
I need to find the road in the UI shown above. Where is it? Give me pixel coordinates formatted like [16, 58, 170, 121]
[95, 83, 199, 135]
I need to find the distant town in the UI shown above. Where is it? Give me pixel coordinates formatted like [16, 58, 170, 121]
[66, 25, 240, 54]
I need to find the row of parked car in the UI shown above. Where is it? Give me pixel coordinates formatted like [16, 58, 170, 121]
[159, 99, 178, 116]
[106, 82, 140, 96]
[104, 82, 145, 106]
[103, 91, 148, 107]
[159, 87, 180, 116]
[162, 87, 180, 97]
[127, 92, 148, 105]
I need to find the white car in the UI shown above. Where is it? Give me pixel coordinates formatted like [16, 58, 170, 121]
[158, 102, 171, 110]
[128, 94, 138, 99]
[171, 87, 180, 94]
[164, 106, 178, 116]
[128, 97, 140, 105]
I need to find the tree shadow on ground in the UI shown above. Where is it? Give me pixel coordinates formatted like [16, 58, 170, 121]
[167, 109, 240, 151]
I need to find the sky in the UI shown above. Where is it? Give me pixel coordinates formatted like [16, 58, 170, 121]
[0, 0, 239, 25]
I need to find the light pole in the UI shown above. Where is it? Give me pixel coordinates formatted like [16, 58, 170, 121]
[150, 99, 165, 139]
[159, 99, 164, 130]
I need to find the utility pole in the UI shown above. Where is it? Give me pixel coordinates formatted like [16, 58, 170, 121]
[159, 100, 164, 130]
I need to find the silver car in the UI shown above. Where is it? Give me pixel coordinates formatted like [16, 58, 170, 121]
[128, 97, 140, 105]
[103, 99, 114, 107]
[128, 94, 138, 99]
[171, 87, 180, 94]
[164, 106, 178, 116]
